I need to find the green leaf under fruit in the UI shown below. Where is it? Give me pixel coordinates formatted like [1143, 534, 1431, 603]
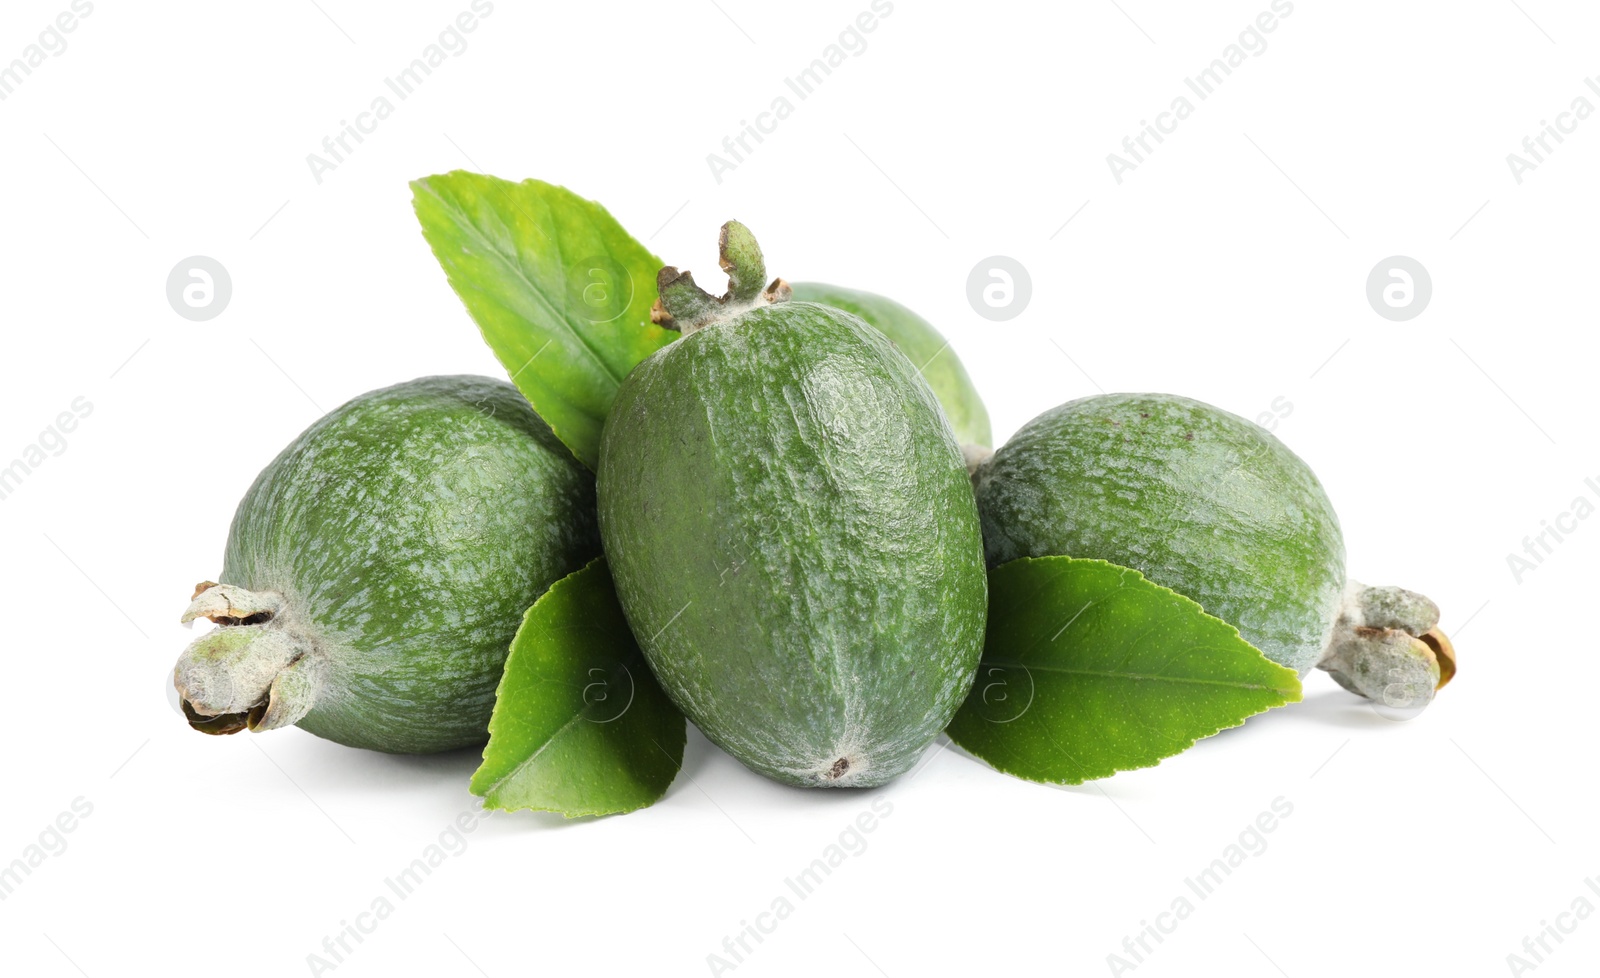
[947, 556, 1301, 785]
[411, 172, 677, 469]
[471, 558, 685, 817]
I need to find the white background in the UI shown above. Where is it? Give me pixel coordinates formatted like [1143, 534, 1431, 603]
[0, 1, 1593, 975]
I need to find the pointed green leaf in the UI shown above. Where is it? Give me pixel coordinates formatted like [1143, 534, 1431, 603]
[948, 556, 1301, 785]
[471, 558, 685, 817]
[411, 172, 677, 469]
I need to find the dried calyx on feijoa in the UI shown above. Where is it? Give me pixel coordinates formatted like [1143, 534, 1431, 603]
[173, 375, 600, 753]
[972, 392, 1454, 712]
[597, 222, 988, 787]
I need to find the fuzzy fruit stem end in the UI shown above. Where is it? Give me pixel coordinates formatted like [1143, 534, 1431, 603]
[650, 220, 792, 335]
[173, 583, 323, 736]
[1316, 581, 1456, 714]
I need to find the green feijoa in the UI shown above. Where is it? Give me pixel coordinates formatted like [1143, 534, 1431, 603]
[173, 375, 600, 753]
[789, 282, 992, 449]
[598, 223, 987, 788]
[973, 393, 1452, 710]
[974, 392, 1346, 675]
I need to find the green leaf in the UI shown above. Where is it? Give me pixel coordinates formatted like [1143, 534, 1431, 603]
[411, 172, 677, 469]
[947, 557, 1301, 785]
[471, 558, 685, 817]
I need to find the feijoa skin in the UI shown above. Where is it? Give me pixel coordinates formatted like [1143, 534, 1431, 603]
[174, 376, 600, 753]
[789, 282, 993, 449]
[974, 393, 1346, 675]
[598, 225, 987, 788]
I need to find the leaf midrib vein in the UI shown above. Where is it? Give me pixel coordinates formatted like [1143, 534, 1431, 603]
[986, 659, 1295, 692]
[482, 708, 588, 796]
[430, 183, 623, 389]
